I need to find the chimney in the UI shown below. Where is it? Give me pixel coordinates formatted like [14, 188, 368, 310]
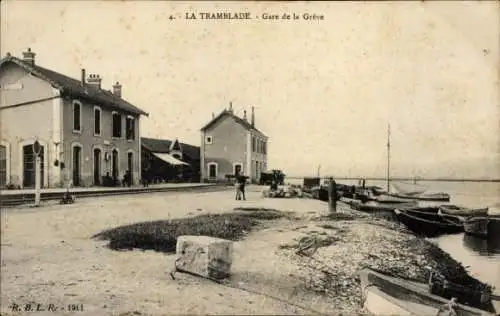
[5, 52, 11, 57]
[228, 101, 233, 113]
[212, 112, 215, 119]
[251, 106, 255, 127]
[86, 74, 102, 89]
[243, 110, 247, 121]
[81, 69, 86, 85]
[22, 48, 36, 65]
[112, 81, 122, 98]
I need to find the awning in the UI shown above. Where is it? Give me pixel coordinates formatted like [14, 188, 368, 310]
[152, 152, 189, 166]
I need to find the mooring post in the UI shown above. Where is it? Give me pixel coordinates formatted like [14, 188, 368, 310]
[328, 177, 337, 212]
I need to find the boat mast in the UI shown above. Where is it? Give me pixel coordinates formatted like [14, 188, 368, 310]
[387, 123, 391, 192]
[317, 165, 321, 178]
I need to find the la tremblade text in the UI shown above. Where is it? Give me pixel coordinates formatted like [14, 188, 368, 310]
[185, 12, 324, 20]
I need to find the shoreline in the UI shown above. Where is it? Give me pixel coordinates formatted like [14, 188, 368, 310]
[0, 190, 495, 315]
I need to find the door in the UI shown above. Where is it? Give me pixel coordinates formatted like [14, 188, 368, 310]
[234, 164, 242, 176]
[208, 164, 217, 178]
[112, 149, 119, 182]
[127, 152, 133, 184]
[0, 145, 6, 187]
[72, 146, 81, 186]
[23, 144, 44, 188]
[93, 148, 101, 185]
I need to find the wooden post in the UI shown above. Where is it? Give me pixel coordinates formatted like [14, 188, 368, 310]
[328, 178, 337, 213]
[34, 154, 41, 206]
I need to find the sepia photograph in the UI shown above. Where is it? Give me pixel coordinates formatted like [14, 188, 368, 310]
[1, 0, 499, 315]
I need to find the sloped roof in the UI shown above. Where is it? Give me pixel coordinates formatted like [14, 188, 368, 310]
[200, 109, 267, 137]
[141, 137, 200, 161]
[0, 56, 148, 116]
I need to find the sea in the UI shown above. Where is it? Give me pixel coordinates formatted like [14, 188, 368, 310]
[287, 178, 500, 300]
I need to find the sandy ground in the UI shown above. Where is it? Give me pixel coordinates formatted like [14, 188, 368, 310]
[2, 186, 490, 315]
[1, 187, 349, 316]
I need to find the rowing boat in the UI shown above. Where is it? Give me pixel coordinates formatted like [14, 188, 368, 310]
[387, 191, 451, 202]
[394, 208, 464, 237]
[359, 268, 494, 316]
[439, 205, 489, 217]
[464, 217, 490, 238]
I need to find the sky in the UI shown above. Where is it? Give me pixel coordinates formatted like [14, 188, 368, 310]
[1, 1, 499, 179]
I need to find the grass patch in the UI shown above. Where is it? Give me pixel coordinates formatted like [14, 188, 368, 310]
[92, 210, 285, 253]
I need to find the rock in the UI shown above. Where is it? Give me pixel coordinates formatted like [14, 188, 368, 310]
[175, 235, 233, 280]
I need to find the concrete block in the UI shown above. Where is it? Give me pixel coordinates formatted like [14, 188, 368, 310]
[175, 235, 233, 280]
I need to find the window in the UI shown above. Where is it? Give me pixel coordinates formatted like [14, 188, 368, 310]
[0, 145, 6, 187]
[208, 162, 217, 178]
[263, 141, 267, 155]
[126, 116, 135, 140]
[73, 101, 81, 132]
[252, 136, 256, 152]
[205, 136, 213, 144]
[112, 112, 122, 138]
[94, 107, 101, 136]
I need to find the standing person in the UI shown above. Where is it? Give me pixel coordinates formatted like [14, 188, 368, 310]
[238, 174, 247, 201]
[235, 176, 242, 200]
[328, 177, 337, 212]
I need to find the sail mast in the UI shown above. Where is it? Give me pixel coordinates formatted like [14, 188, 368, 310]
[387, 123, 391, 192]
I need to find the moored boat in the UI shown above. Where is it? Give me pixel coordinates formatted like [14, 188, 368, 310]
[359, 268, 494, 316]
[394, 208, 464, 237]
[439, 205, 489, 217]
[388, 191, 451, 202]
[464, 217, 489, 238]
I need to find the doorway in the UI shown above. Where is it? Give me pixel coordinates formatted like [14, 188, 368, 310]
[127, 152, 133, 185]
[72, 146, 81, 186]
[93, 148, 102, 185]
[234, 164, 242, 176]
[112, 149, 119, 183]
[23, 144, 44, 188]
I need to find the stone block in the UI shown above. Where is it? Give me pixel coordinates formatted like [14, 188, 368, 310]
[175, 235, 233, 280]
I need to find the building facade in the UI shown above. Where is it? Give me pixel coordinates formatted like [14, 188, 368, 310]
[141, 137, 200, 183]
[200, 103, 268, 183]
[0, 48, 148, 188]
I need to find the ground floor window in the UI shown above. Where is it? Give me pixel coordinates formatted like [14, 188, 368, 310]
[208, 163, 217, 178]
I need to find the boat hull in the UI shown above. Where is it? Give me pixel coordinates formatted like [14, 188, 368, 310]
[359, 269, 493, 316]
[440, 206, 489, 217]
[464, 217, 489, 238]
[394, 209, 464, 237]
[387, 192, 451, 202]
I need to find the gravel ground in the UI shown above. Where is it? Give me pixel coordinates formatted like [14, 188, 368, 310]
[0, 187, 489, 315]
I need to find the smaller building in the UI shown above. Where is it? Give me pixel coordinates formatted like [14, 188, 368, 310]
[141, 137, 200, 183]
[200, 102, 268, 183]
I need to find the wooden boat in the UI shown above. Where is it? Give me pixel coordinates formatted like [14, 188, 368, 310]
[359, 268, 494, 316]
[357, 201, 418, 213]
[464, 217, 489, 238]
[394, 208, 464, 237]
[388, 191, 451, 202]
[440, 205, 489, 217]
